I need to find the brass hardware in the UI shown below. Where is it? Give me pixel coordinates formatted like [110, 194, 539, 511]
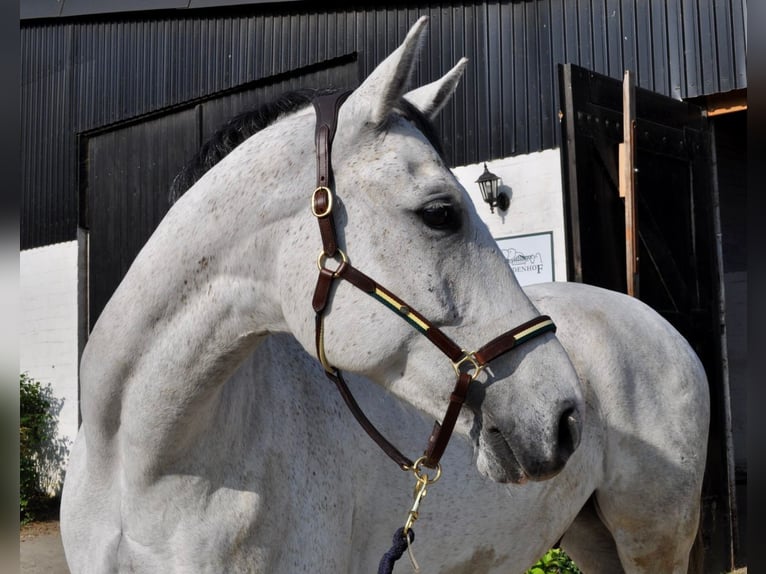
[452, 351, 484, 380]
[403, 456, 442, 535]
[409, 456, 442, 483]
[316, 249, 348, 276]
[311, 186, 334, 218]
[404, 476, 429, 534]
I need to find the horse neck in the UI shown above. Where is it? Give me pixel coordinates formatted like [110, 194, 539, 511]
[80, 110, 316, 464]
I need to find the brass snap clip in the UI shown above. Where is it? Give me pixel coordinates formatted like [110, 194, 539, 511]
[403, 456, 442, 535]
[401, 457, 442, 572]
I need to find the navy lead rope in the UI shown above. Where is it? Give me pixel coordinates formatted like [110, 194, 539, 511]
[378, 527, 414, 574]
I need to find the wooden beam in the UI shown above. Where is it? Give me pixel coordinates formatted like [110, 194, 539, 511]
[618, 70, 638, 297]
[560, 64, 584, 283]
[706, 89, 747, 117]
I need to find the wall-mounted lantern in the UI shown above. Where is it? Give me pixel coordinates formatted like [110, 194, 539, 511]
[475, 163, 509, 214]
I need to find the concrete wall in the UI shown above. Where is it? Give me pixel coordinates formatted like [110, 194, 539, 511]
[20, 240, 80, 490]
[453, 149, 568, 283]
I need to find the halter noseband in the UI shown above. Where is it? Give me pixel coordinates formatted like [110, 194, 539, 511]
[310, 91, 556, 474]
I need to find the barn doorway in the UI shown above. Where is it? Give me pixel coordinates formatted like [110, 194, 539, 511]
[558, 63, 742, 572]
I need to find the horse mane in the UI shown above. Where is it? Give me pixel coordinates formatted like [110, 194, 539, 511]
[169, 88, 333, 203]
[169, 87, 445, 204]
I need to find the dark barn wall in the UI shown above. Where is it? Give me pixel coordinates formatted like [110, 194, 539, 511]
[21, 0, 747, 249]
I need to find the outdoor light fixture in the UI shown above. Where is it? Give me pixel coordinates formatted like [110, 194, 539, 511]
[475, 163, 509, 213]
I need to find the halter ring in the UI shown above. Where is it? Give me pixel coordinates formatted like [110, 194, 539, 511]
[452, 352, 484, 381]
[311, 186, 334, 217]
[316, 249, 348, 276]
[408, 456, 442, 484]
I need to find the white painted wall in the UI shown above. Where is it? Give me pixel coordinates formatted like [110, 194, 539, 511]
[452, 149, 568, 283]
[20, 240, 80, 491]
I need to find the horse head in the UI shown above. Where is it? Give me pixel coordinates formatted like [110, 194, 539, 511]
[273, 17, 583, 484]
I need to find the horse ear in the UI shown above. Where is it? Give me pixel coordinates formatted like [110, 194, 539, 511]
[345, 16, 429, 126]
[403, 58, 468, 120]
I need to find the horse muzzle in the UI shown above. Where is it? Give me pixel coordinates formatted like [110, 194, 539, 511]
[475, 400, 582, 484]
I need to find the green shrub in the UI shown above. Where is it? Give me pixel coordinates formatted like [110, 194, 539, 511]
[20, 373, 61, 523]
[526, 548, 582, 574]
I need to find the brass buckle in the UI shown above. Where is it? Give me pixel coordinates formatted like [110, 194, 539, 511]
[311, 186, 333, 217]
[452, 351, 484, 381]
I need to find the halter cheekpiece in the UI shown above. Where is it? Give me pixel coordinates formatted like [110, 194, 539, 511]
[309, 91, 556, 545]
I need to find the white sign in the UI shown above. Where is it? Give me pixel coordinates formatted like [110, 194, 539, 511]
[496, 232, 555, 286]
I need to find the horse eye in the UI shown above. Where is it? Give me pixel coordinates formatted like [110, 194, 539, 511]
[419, 202, 462, 231]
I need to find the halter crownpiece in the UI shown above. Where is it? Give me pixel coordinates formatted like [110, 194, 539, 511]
[309, 91, 556, 471]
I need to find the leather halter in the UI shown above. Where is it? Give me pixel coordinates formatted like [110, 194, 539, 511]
[310, 91, 556, 471]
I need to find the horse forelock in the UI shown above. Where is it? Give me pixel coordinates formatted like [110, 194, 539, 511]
[169, 87, 446, 205]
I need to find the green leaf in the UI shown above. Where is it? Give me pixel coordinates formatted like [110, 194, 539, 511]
[525, 548, 582, 574]
[19, 373, 59, 522]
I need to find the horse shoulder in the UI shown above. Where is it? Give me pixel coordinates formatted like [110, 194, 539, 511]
[526, 281, 709, 472]
[526, 281, 708, 414]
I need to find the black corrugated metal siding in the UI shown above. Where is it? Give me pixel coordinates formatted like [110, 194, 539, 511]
[21, 0, 303, 21]
[21, 0, 747, 249]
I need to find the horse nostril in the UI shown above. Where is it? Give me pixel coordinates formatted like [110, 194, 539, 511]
[557, 407, 581, 461]
[485, 426, 507, 449]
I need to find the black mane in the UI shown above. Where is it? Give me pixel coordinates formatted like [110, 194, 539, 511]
[169, 88, 446, 204]
[169, 87, 335, 203]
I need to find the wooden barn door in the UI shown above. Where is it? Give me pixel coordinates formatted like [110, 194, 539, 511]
[558, 63, 736, 572]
